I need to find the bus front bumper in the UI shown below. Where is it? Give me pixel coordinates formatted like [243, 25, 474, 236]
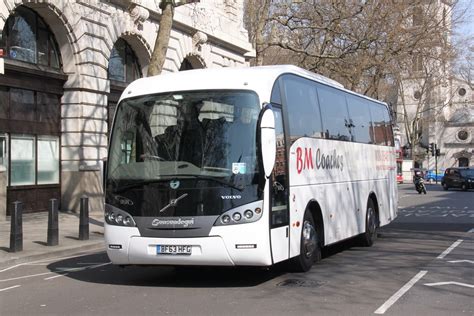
[104, 223, 272, 266]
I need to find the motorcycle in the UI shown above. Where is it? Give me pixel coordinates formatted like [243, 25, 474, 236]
[414, 177, 427, 194]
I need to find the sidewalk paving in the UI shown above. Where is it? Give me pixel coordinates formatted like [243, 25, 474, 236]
[0, 210, 105, 269]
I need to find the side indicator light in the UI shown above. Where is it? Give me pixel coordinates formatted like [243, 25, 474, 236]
[235, 244, 257, 249]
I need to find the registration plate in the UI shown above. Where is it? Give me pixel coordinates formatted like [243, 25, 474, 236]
[157, 245, 192, 255]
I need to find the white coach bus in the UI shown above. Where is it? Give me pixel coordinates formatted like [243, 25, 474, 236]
[104, 65, 397, 271]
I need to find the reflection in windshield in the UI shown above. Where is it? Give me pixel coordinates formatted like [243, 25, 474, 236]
[107, 90, 260, 194]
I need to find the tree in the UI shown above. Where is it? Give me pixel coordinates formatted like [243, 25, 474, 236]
[147, 0, 200, 77]
[244, 1, 459, 100]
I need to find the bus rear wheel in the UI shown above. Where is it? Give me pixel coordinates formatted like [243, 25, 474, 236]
[359, 199, 377, 247]
[290, 211, 321, 272]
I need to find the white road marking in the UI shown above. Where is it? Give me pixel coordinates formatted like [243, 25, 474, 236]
[448, 260, 474, 264]
[425, 282, 474, 289]
[437, 240, 463, 259]
[44, 273, 69, 280]
[374, 270, 427, 314]
[0, 285, 21, 292]
[0, 254, 94, 273]
[0, 272, 53, 282]
[0, 262, 111, 283]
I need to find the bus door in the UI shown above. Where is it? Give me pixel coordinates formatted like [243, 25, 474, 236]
[270, 107, 290, 263]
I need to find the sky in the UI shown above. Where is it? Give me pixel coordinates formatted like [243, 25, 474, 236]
[453, 0, 474, 40]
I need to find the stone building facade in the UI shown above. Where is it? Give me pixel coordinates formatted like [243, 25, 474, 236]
[396, 0, 473, 171]
[0, 0, 253, 219]
[431, 77, 474, 169]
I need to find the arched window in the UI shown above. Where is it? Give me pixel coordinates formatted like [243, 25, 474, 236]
[0, 6, 60, 68]
[107, 39, 142, 134]
[0, 6, 65, 215]
[108, 38, 142, 83]
[180, 58, 194, 71]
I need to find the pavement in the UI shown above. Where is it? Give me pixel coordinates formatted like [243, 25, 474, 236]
[0, 210, 105, 269]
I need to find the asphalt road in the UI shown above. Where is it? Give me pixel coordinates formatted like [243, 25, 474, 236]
[1, 183, 473, 316]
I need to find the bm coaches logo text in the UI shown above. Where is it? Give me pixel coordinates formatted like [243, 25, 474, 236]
[296, 147, 344, 174]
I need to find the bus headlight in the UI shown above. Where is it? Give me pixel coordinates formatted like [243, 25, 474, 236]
[244, 210, 253, 219]
[232, 213, 242, 221]
[105, 208, 136, 227]
[214, 201, 263, 226]
[221, 215, 231, 224]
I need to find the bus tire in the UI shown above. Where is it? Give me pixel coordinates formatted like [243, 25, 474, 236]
[290, 211, 321, 272]
[359, 199, 377, 247]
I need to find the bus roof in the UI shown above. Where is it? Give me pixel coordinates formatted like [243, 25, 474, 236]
[120, 65, 385, 107]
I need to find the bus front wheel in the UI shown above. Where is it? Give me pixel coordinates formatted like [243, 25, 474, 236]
[290, 211, 321, 272]
[359, 199, 377, 247]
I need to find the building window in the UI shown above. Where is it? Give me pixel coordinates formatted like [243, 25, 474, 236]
[0, 135, 7, 168]
[413, 55, 423, 72]
[37, 136, 59, 184]
[9, 135, 60, 186]
[458, 88, 466, 96]
[0, 6, 61, 68]
[458, 157, 469, 167]
[414, 90, 422, 100]
[413, 7, 423, 26]
[108, 39, 143, 136]
[108, 38, 142, 83]
[11, 135, 36, 186]
[0, 87, 60, 126]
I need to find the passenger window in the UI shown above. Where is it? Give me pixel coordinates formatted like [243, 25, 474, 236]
[271, 81, 282, 105]
[369, 103, 387, 145]
[382, 106, 394, 146]
[282, 75, 323, 141]
[317, 84, 351, 141]
[346, 95, 372, 143]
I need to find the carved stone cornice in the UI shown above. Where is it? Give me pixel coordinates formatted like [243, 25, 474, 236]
[127, 1, 150, 30]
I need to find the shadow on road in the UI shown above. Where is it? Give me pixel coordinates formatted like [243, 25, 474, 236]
[46, 252, 290, 288]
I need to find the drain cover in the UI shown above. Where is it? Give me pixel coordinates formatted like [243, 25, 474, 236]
[277, 279, 324, 288]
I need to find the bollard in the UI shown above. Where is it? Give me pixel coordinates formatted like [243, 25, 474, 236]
[47, 198, 59, 246]
[79, 195, 89, 240]
[10, 201, 23, 252]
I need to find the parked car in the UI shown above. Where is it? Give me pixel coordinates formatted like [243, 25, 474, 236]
[424, 169, 444, 182]
[441, 167, 474, 191]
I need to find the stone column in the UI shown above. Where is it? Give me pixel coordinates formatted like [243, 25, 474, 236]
[60, 75, 110, 214]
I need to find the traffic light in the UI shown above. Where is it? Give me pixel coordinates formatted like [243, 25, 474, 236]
[429, 143, 435, 156]
[435, 148, 440, 157]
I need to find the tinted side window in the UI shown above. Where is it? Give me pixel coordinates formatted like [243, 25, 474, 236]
[282, 75, 323, 142]
[382, 105, 394, 146]
[369, 102, 387, 145]
[346, 94, 372, 144]
[271, 80, 282, 105]
[317, 84, 351, 141]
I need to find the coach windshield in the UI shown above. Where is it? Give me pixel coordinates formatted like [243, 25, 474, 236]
[106, 90, 261, 217]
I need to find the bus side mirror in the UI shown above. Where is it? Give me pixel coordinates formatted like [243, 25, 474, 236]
[259, 104, 276, 178]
